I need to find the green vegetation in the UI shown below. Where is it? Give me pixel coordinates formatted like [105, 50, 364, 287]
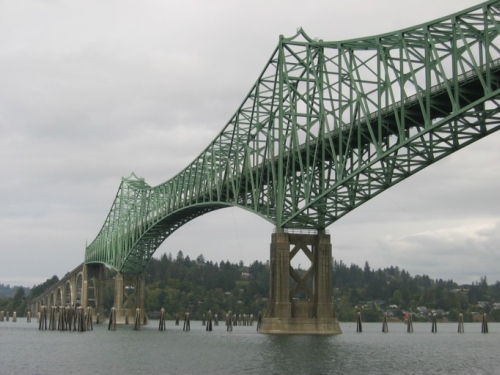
[3, 256, 500, 322]
[333, 261, 500, 322]
[0, 284, 31, 298]
[138, 252, 269, 319]
[0, 277, 57, 317]
[0, 287, 28, 316]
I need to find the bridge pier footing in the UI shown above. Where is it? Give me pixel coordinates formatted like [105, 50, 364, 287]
[114, 273, 147, 325]
[259, 230, 341, 335]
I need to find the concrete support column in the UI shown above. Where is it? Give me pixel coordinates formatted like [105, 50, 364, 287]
[84, 263, 106, 321]
[270, 231, 292, 319]
[137, 273, 146, 324]
[314, 232, 334, 319]
[70, 274, 77, 306]
[81, 266, 89, 310]
[96, 266, 106, 320]
[114, 273, 124, 323]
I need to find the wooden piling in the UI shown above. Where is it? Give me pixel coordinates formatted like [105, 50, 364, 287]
[431, 313, 437, 333]
[107, 307, 114, 331]
[356, 311, 362, 333]
[481, 313, 488, 333]
[27, 311, 31, 323]
[382, 313, 388, 333]
[206, 310, 213, 331]
[66, 306, 73, 331]
[57, 306, 64, 331]
[76, 306, 86, 332]
[458, 313, 464, 333]
[12, 312, 17, 322]
[72, 307, 78, 331]
[62, 306, 68, 331]
[39, 306, 47, 330]
[133, 308, 141, 331]
[86, 307, 93, 331]
[49, 306, 56, 330]
[72, 306, 78, 331]
[175, 313, 179, 326]
[407, 312, 414, 333]
[159, 308, 166, 331]
[183, 311, 190, 331]
[226, 311, 233, 332]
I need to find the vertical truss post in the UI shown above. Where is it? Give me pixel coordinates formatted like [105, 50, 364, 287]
[277, 35, 285, 231]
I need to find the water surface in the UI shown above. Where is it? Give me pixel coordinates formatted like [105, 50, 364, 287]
[0, 319, 497, 374]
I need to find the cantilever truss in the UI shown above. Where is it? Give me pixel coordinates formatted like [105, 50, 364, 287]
[86, 0, 500, 274]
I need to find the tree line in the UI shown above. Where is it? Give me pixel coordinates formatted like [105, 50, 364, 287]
[3, 254, 500, 322]
[333, 260, 500, 322]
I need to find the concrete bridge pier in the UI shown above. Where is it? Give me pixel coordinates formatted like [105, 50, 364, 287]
[83, 264, 106, 322]
[259, 230, 341, 334]
[114, 273, 146, 325]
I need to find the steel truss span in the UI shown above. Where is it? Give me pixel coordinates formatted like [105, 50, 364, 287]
[85, 0, 500, 274]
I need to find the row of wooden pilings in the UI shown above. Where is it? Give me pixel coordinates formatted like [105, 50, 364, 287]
[356, 311, 490, 333]
[0, 311, 23, 322]
[105, 308, 256, 332]
[1, 307, 92, 332]
[106, 307, 142, 331]
[37, 305, 94, 332]
[162, 309, 256, 332]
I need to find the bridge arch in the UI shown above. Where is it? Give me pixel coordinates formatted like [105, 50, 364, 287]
[55, 287, 62, 306]
[87, 200, 275, 273]
[64, 280, 72, 306]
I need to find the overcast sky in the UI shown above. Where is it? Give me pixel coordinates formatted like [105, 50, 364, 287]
[1, 0, 499, 288]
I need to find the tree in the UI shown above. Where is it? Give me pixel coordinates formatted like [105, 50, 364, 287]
[392, 289, 402, 306]
[13, 287, 25, 303]
[196, 254, 205, 265]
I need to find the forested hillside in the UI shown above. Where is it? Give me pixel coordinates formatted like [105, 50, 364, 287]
[4, 253, 500, 322]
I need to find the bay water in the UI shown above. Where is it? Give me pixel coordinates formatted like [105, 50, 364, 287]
[0, 319, 498, 374]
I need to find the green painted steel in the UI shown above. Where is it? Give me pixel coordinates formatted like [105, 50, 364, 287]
[86, 0, 500, 274]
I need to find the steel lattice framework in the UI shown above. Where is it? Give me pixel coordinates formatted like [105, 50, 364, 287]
[86, 0, 500, 274]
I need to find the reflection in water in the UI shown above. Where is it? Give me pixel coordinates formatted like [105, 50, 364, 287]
[259, 335, 340, 374]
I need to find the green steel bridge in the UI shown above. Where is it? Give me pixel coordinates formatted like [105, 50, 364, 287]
[85, 0, 500, 275]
